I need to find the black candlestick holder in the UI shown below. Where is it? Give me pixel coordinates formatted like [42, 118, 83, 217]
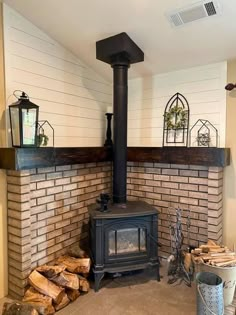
[104, 113, 113, 147]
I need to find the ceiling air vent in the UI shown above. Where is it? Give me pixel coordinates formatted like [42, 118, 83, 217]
[167, 1, 222, 27]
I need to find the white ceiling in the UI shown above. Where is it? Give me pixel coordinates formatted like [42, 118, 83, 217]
[3, 0, 236, 81]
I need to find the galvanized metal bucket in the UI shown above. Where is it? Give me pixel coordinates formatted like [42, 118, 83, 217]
[196, 272, 224, 315]
[195, 262, 236, 306]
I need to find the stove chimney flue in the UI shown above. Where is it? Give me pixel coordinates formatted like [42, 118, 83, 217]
[96, 33, 144, 204]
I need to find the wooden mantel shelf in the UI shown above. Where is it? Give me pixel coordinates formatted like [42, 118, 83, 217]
[127, 147, 230, 167]
[0, 146, 230, 170]
[0, 147, 112, 170]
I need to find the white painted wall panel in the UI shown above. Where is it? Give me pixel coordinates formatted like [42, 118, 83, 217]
[128, 62, 227, 147]
[3, 5, 227, 148]
[3, 5, 112, 147]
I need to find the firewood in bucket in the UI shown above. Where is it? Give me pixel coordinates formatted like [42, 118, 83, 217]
[191, 240, 236, 267]
[207, 240, 217, 246]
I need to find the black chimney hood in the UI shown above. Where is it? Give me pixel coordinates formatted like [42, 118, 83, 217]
[96, 32, 144, 204]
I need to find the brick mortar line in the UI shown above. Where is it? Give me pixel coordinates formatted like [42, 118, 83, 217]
[128, 171, 209, 177]
[8, 280, 26, 290]
[128, 187, 211, 195]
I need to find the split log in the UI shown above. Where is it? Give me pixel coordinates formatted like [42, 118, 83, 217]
[57, 256, 90, 274]
[202, 255, 235, 262]
[78, 274, 90, 292]
[2, 302, 39, 315]
[67, 245, 88, 258]
[207, 240, 217, 246]
[66, 289, 80, 301]
[192, 256, 204, 264]
[191, 248, 202, 255]
[209, 248, 226, 253]
[62, 271, 80, 289]
[36, 265, 65, 278]
[200, 245, 221, 249]
[202, 252, 235, 260]
[23, 287, 55, 315]
[29, 270, 65, 304]
[54, 292, 70, 311]
[184, 253, 192, 272]
[50, 271, 80, 290]
[215, 259, 236, 267]
[209, 257, 236, 264]
[200, 245, 221, 253]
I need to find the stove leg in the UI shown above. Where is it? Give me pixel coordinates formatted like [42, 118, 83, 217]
[94, 272, 104, 292]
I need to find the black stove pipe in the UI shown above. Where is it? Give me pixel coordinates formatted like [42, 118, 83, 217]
[96, 32, 144, 205]
[112, 58, 130, 204]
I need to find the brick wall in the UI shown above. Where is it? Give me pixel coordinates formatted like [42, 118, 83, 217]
[7, 162, 112, 299]
[6, 160, 224, 299]
[127, 162, 223, 258]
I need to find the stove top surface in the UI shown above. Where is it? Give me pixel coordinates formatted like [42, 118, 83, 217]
[89, 200, 158, 219]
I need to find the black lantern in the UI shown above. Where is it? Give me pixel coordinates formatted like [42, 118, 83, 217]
[9, 91, 39, 147]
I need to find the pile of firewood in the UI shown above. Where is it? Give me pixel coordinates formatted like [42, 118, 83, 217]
[2, 254, 91, 315]
[191, 240, 236, 267]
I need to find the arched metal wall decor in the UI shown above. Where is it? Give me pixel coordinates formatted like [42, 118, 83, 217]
[163, 92, 190, 147]
[189, 119, 218, 147]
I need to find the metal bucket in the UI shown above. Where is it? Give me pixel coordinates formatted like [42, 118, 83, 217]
[196, 272, 224, 315]
[195, 262, 236, 306]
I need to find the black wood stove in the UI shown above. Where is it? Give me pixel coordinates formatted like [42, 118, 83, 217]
[89, 32, 160, 291]
[90, 201, 159, 291]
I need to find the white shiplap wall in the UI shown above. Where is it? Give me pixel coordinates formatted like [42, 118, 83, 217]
[128, 62, 227, 147]
[3, 5, 112, 147]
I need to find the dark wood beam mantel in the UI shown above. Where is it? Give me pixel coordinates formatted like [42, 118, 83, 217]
[0, 147, 112, 170]
[0, 146, 230, 170]
[127, 147, 230, 167]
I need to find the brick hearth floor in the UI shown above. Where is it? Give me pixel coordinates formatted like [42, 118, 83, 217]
[0, 262, 235, 315]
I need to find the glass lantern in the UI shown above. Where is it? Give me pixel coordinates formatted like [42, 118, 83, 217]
[9, 91, 39, 147]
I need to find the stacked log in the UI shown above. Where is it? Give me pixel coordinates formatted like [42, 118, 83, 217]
[2, 303, 39, 315]
[28, 270, 65, 305]
[56, 256, 90, 274]
[19, 253, 91, 315]
[192, 240, 236, 267]
[23, 287, 55, 315]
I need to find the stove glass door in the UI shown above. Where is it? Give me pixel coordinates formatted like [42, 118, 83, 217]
[108, 227, 146, 256]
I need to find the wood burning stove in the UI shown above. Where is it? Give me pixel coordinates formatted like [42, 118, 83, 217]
[89, 201, 159, 291]
[89, 33, 160, 291]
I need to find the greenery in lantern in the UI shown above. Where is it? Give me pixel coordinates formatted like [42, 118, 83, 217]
[164, 105, 187, 130]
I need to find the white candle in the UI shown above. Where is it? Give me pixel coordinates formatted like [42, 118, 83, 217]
[106, 106, 113, 113]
